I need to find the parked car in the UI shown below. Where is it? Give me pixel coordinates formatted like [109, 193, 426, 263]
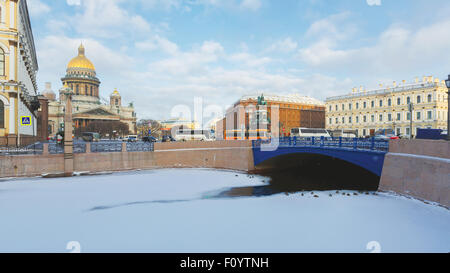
[126, 135, 138, 142]
[374, 134, 398, 140]
[142, 136, 157, 142]
[162, 135, 175, 142]
[81, 132, 100, 142]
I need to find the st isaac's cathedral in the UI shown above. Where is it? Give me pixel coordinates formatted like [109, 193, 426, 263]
[43, 44, 137, 137]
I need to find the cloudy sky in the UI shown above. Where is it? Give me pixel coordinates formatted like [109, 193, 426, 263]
[27, 0, 450, 121]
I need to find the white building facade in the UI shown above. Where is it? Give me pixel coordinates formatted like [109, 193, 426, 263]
[325, 76, 449, 137]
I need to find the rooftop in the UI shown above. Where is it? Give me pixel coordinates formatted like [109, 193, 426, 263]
[236, 93, 325, 106]
[326, 76, 445, 102]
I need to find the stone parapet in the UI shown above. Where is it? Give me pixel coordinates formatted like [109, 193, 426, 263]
[389, 139, 450, 159]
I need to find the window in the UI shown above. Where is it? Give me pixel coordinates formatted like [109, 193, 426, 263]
[427, 111, 432, 120]
[329, 106, 332, 112]
[427, 94, 432, 103]
[388, 98, 392, 106]
[363, 129, 366, 136]
[0, 48, 4, 76]
[329, 118, 332, 124]
[371, 115, 375, 122]
[406, 127, 410, 136]
[342, 117, 345, 124]
[349, 103, 352, 110]
[371, 101, 374, 108]
[388, 114, 392, 121]
[349, 117, 352, 123]
[76, 85, 79, 95]
[336, 118, 338, 123]
[397, 97, 401, 105]
[397, 113, 401, 121]
[416, 112, 421, 120]
[407, 97, 411, 104]
[90, 86, 93, 96]
[0, 100, 4, 128]
[356, 102, 359, 109]
[356, 116, 359, 123]
[342, 104, 345, 111]
[363, 102, 367, 108]
[417, 95, 421, 103]
[379, 100, 383, 107]
[335, 105, 338, 111]
[115, 99, 119, 106]
[407, 112, 411, 121]
[379, 114, 383, 122]
[363, 115, 367, 123]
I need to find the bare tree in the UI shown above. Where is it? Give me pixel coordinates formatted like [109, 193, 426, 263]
[137, 119, 162, 138]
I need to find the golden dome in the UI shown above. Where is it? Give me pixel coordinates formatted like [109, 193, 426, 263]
[67, 44, 96, 71]
[111, 88, 121, 97]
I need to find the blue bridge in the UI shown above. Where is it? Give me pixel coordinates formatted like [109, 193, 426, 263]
[252, 137, 389, 176]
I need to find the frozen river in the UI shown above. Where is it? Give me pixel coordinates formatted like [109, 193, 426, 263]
[0, 169, 448, 253]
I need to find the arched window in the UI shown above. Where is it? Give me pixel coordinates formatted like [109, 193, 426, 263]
[417, 95, 421, 103]
[388, 98, 392, 106]
[0, 47, 5, 76]
[407, 97, 411, 104]
[397, 97, 401, 105]
[76, 84, 79, 95]
[427, 94, 432, 103]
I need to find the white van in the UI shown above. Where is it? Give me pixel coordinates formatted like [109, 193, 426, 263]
[174, 130, 212, 141]
[290, 128, 331, 138]
[125, 135, 138, 142]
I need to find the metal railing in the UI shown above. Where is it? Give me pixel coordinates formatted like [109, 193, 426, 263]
[48, 143, 64, 154]
[1, 141, 155, 156]
[91, 141, 123, 153]
[253, 137, 389, 152]
[126, 142, 154, 152]
[0, 142, 44, 156]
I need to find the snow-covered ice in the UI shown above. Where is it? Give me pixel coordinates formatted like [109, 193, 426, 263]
[0, 169, 448, 253]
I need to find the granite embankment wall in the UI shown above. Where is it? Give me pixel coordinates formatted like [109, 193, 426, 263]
[379, 139, 450, 207]
[0, 140, 254, 178]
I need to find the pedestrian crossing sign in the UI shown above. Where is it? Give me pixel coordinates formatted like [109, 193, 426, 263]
[21, 116, 32, 126]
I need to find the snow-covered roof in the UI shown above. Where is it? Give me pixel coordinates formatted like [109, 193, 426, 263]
[237, 94, 325, 106]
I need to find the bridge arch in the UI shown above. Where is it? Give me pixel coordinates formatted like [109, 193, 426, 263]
[253, 146, 387, 177]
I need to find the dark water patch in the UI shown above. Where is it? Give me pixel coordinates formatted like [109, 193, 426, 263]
[253, 153, 380, 192]
[89, 199, 193, 211]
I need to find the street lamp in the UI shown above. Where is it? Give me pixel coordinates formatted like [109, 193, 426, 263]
[445, 75, 450, 141]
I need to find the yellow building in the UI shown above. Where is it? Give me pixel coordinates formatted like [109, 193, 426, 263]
[0, 0, 40, 146]
[326, 76, 449, 137]
[160, 118, 198, 137]
[44, 45, 137, 136]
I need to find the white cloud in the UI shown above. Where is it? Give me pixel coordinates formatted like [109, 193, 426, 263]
[298, 18, 450, 76]
[366, 0, 381, 6]
[27, 0, 51, 16]
[229, 52, 272, 67]
[67, 0, 81, 6]
[192, 0, 262, 11]
[240, 0, 262, 11]
[70, 0, 151, 38]
[266, 38, 298, 53]
[136, 36, 179, 55]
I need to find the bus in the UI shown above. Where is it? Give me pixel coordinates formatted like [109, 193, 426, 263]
[247, 129, 270, 140]
[225, 130, 244, 140]
[225, 129, 270, 140]
[290, 128, 331, 138]
[174, 129, 212, 141]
